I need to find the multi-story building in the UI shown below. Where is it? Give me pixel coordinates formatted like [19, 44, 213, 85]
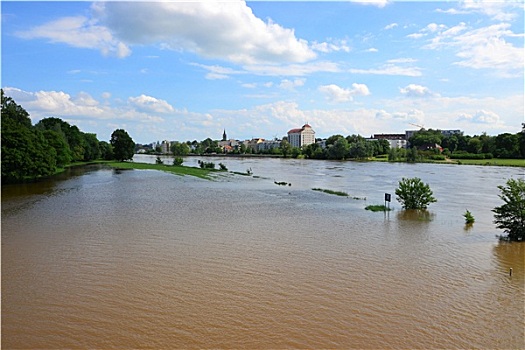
[287, 124, 315, 148]
[371, 134, 407, 149]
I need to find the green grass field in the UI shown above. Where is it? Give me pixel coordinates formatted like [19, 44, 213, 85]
[371, 157, 524, 167]
[448, 158, 525, 167]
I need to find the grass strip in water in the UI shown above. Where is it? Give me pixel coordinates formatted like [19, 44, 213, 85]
[312, 188, 349, 197]
[365, 204, 393, 212]
[107, 161, 213, 179]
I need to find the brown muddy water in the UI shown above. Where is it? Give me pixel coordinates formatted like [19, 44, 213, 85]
[2, 156, 524, 349]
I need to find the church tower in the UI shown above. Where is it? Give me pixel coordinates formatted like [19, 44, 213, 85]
[222, 129, 227, 141]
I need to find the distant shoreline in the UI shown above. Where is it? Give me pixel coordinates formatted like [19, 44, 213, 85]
[138, 153, 525, 167]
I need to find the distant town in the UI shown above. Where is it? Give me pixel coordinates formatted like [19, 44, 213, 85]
[136, 123, 464, 155]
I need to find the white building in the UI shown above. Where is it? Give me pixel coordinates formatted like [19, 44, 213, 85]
[287, 124, 315, 148]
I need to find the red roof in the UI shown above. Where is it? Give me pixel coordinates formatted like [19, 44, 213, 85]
[288, 128, 303, 134]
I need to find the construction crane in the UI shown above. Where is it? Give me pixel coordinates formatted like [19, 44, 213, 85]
[409, 123, 425, 130]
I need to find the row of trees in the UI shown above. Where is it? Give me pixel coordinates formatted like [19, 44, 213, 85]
[409, 129, 525, 159]
[1, 90, 135, 184]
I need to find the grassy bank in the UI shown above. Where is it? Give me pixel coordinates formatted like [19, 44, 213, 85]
[106, 161, 214, 179]
[370, 157, 524, 167]
[448, 158, 525, 167]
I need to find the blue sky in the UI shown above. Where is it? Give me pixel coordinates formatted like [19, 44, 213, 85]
[2, 1, 524, 144]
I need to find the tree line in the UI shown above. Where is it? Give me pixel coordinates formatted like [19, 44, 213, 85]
[1, 90, 135, 184]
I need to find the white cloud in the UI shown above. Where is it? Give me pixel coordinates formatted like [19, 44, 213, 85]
[244, 61, 341, 76]
[440, 0, 525, 21]
[349, 0, 390, 8]
[319, 83, 370, 103]
[17, 16, 131, 58]
[400, 84, 437, 97]
[384, 23, 398, 30]
[349, 64, 422, 77]
[457, 109, 502, 124]
[96, 1, 316, 65]
[279, 78, 305, 90]
[423, 22, 523, 77]
[311, 39, 351, 53]
[128, 95, 174, 114]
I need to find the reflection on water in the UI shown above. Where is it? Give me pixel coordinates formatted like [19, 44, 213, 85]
[2, 158, 524, 349]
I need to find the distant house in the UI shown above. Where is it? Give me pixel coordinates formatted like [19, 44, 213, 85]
[287, 124, 315, 148]
[371, 133, 407, 149]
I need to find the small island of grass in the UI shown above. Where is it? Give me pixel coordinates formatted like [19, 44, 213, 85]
[365, 204, 393, 212]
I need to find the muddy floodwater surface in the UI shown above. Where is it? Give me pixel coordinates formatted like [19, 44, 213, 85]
[2, 156, 524, 349]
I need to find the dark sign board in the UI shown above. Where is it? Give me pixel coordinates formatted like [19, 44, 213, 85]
[384, 193, 391, 202]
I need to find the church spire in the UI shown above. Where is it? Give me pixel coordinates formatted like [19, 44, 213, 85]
[222, 129, 227, 141]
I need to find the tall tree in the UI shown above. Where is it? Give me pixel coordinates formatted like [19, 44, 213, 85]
[110, 129, 135, 161]
[171, 141, 190, 156]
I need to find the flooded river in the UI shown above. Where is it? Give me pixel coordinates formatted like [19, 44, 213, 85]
[2, 156, 524, 349]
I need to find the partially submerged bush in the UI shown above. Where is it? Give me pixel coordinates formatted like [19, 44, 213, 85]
[463, 210, 475, 224]
[395, 177, 437, 210]
[493, 178, 525, 242]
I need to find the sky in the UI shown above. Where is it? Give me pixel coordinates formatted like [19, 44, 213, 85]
[2, 0, 524, 144]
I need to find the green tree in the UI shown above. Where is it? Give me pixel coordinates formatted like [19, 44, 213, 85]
[171, 141, 190, 156]
[280, 139, 292, 157]
[42, 129, 72, 167]
[493, 133, 519, 158]
[303, 142, 324, 159]
[291, 147, 302, 158]
[99, 141, 114, 160]
[409, 129, 443, 148]
[82, 133, 101, 161]
[348, 140, 373, 159]
[1, 90, 57, 183]
[406, 147, 419, 162]
[493, 178, 525, 241]
[326, 134, 344, 146]
[395, 177, 437, 210]
[110, 129, 135, 161]
[327, 137, 348, 160]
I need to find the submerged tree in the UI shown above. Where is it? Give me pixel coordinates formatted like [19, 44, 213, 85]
[493, 178, 525, 241]
[395, 177, 437, 210]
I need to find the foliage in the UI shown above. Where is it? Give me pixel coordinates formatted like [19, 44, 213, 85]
[312, 188, 349, 197]
[348, 139, 373, 159]
[493, 178, 525, 241]
[450, 152, 493, 160]
[99, 141, 114, 160]
[395, 177, 437, 210]
[110, 129, 135, 161]
[155, 156, 164, 165]
[406, 147, 420, 163]
[409, 129, 443, 148]
[327, 137, 349, 160]
[198, 160, 215, 169]
[171, 141, 190, 156]
[280, 139, 292, 157]
[173, 157, 184, 166]
[463, 210, 475, 224]
[1, 90, 57, 183]
[365, 205, 393, 212]
[218, 162, 228, 171]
